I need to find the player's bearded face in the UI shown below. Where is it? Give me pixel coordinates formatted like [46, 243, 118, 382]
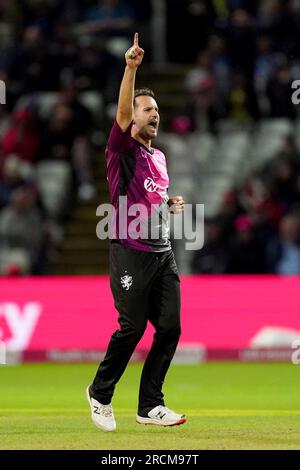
[133, 96, 160, 139]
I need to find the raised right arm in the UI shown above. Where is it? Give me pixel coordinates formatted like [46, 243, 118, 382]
[116, 32, 144, 131]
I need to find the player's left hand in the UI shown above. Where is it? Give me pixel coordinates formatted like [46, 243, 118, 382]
[168, 195, 185, 214]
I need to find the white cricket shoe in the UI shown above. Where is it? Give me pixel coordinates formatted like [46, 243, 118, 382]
[86, 386, 116, 432]
[136, 405, 187, 426]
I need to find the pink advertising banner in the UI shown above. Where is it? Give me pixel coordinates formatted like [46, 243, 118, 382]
[0, 276, 299, 361]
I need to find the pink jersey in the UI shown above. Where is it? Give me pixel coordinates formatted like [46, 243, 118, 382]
[105, 121, 171, 252]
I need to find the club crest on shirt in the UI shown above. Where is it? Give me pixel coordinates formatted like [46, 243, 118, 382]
[144, 177, 159, 193]
[120, 272, 133, 291]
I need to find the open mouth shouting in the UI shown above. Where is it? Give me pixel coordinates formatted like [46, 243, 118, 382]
[148, 120, 158, 133]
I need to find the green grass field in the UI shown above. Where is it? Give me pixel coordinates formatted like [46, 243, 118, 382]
[1, 362, 300, 450]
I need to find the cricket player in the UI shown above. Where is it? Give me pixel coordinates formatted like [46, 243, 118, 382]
[87, 33, 186, 431]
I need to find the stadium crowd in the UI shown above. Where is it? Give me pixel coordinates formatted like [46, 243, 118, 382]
[0, 0, 300, 275]
[0, 0, 143, 275]
[187, 0, 300, 274]
[168, 0, 300, 274]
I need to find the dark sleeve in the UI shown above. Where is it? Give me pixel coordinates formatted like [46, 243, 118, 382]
[107, 120, 134, 152]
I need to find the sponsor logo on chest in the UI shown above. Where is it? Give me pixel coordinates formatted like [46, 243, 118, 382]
[144, 177, 159, 193]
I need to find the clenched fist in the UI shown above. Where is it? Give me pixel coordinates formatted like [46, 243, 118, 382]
[168, 196, 185, 214]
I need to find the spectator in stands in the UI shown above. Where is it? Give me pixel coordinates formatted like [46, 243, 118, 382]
[0, 186, 44, 273]
[226, 215, 265, 273]
[184, 49, 217, 130]
[185, 49, 214, 96]
[222, 8, 256, 78]
[266, 64, 297, 119]
[0, 154, 32, 209]
[40, 104, 75, 161]
[21, 0, 60, 38]
[0, 249, 31, 276]
[227, 72, 259, 122]
[75, 0, 135, 103]
[219, 190, 244, 238]
[57, 81, 93, 135]
[270, 159, 298, 210]
[9, 26, 60, 94]
[240, 173, 285, 231]
[50, 25, 80, 81]
[74, 44, 106, 91]
[40, 101, 95, 201]
[257, 0, 299, 57]
[275, 136, 300, 170]
[191, 218, 229, 274]
[207, 34, 231, 112]
[266, 212, 300, 274]
[254, 34, 279, 115]
[1, 108, 39, 162]
[0, 0, 22, 74]
[0, 99, 10, 135]
[0, 0, 22, 30]
[79, 0, 134, 38]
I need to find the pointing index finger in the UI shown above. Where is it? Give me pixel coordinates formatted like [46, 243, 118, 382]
[134, 32, 139, 47]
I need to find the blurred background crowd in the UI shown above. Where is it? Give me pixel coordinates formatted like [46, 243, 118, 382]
[0, 0, 300, 276]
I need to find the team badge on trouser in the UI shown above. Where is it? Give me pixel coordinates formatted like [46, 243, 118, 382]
[121, 272, 133, 291]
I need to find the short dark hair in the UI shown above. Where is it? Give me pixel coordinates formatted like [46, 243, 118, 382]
[133, 88, 155, 107]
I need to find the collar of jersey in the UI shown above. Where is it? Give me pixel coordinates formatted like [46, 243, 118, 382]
[139, 142, 154, 154]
